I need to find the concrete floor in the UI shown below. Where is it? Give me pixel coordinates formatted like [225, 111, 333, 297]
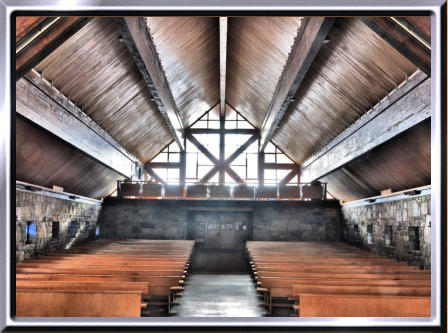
[143, 247, 291, 317]
[171, 274, 268, 317]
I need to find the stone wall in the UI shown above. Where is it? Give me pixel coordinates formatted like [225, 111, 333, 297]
[253, 207, 340, 242]
[99, 203, 188, 240]
[16, 190, 102, 262]
[341, 195, 431, 269]
[99, 199, 341, 242]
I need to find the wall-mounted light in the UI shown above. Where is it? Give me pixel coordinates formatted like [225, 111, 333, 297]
[150, 95, 155, 101]
[404, 190, 421, 196]
[117, 35, 125, 43]
[323, 35, 331, 44]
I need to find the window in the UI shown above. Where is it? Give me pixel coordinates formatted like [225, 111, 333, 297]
[384, 226, 393, 246]
[147, 104, 299, 186]
[408, 227, 420, 250]
[52, 222, 59, 240]
[70, 221, 78, 238]
[25, 222, 36, 244]
[150, 141, 181, 184]
[353, 225, 360, 243]
[367, 225, 374, 245]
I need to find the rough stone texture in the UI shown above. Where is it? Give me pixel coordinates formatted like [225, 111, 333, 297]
[341, 195, 431, 269]
[16, 190, 101, 262]
[99, 199, 342, 242]
[99, 204, 189, 240]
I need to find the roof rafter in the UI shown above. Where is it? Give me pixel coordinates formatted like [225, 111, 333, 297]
[114, 17, 185, 151]
[17, 69, 144, 179]
[220, 17, 228, 117]
[259, 17, 335, 151]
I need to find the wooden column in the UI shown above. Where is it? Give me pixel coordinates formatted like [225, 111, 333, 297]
[258, 151, 265, 186]
[219, 116, 226, 184]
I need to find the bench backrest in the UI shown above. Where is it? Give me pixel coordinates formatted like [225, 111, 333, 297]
[16, 290, 142, 317]
[292, 284, 431, 297]
[16, 281, 149, 294]
[298, 294, 431, 317]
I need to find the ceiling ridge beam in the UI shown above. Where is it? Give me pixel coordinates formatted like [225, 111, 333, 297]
[301, 70, 428, 170]
[300, 72, 431, 182]
[359, 17, 431, 76]
[114, 17, 185, 151]
[259, 17, 335, 151]
[220, 17, 228, 117]
[18, 71, 143, 179]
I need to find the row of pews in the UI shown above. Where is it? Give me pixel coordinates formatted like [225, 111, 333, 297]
[247, 241, 431, 317]
[16, 239, 195, 317]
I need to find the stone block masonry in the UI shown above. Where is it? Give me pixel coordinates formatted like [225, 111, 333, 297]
[99, 199, 342, 242]
[341, 195, 431, 269]
[99, 204, 188, 240]
[16, 190, 101, 262]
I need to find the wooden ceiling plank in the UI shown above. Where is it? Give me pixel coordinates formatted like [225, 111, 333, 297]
[16, 17, 90, 80]
[220, 17, 228, 117]
[358, 17, 431, 76]
[114, 17, 185, 151]
[259, 17, 335, 151]
[17, 70, 143, 179]
[300, 72, 431, 182]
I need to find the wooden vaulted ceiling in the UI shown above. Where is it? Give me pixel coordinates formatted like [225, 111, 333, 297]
[16, 16, 431, 200]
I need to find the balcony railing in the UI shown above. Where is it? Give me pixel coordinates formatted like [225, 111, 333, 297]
[116, 181, 327, 201]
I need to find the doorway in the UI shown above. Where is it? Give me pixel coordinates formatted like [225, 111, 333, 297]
[187, 210, 252, 249]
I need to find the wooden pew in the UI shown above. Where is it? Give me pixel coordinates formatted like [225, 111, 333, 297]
[16, 290, 142, 317]
[255, 271, 431, 280]
[298, 294, 431, 317]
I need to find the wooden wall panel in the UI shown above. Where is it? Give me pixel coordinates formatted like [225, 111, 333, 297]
[16, 117, 121, 199]
[34, 17, 173, 163]
[146, 17, 220, 127]
[320, 119, 431, 202]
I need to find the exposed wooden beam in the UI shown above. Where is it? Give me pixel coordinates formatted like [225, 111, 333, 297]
[186, 133, 219, 165]
[146, 162, 181, 169]
[224, 166, 246, 185]
[278, 166, 300, 186]
[224, 134, 259, 166]
[300, 71, 430, 182]
[16, 17, 90, 80]
[199, 165, 219, 184]
[359, 17, 431, 76]
[144, 166, 166, 185]
[259, 17, 335, 151]
[404, 16, 431, 38]
[258, 152, 265, 186]
[219, 17, 228, 117]
[17, 70, 143, 179]
[198, 134, 259, 184]
[187, 128, 259, 135]
[264, 163, 297, 170]
[114, 17, 185, 151]
[219, 116, 226, 184]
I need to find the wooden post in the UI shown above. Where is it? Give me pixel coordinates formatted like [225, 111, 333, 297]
[258, 151, 265, 187]
[219, 116, 226, 184]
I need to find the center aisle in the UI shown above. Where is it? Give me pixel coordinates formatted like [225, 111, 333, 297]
[173, 274, 268, 317]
